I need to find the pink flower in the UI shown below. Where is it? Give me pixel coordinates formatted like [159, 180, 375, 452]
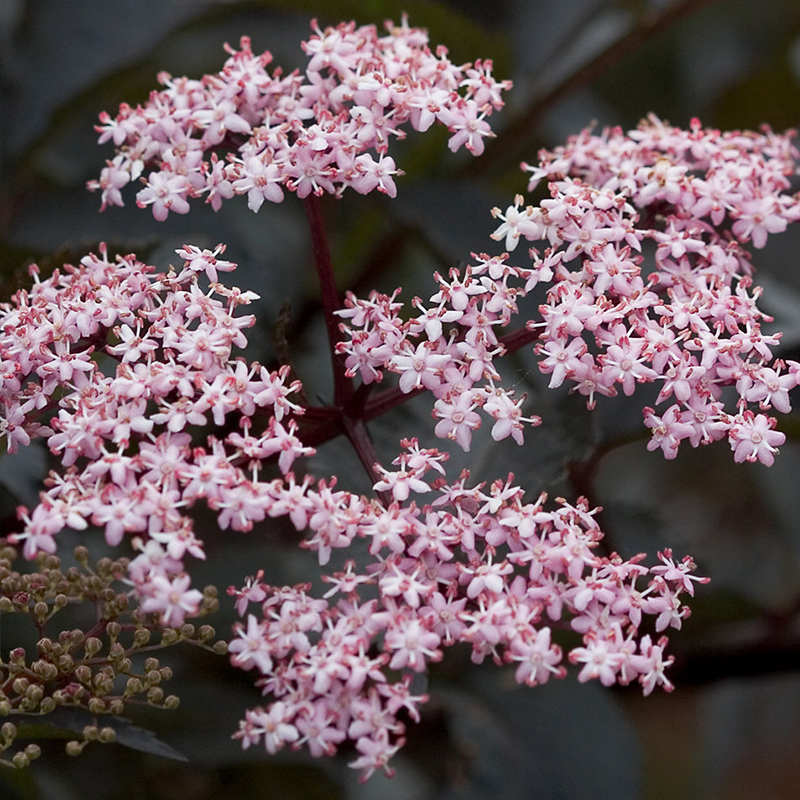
[728, 411, 786, 466]
[136, 171, 191, 220]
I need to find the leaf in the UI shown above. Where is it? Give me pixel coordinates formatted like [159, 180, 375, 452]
[428, 666, 642, 800]
[12, 709, 188, 762]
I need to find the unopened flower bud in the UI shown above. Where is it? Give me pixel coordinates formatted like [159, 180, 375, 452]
[98, 727, 116, 743]
[0, 597, 13, 612]
[201, 597, 220, 614]
[147, 686, 164, 704]
[2, 722, 17, 741]
[24, 685, 43, 704]
[105, 621, 121, 640]
[83, 725, 98, 741]
[143, 657, 160, 673]
[212, 641, 228, 655]
[146, 670, 161, 686]
[87, 698, 106, 714]
[65, 740, 83, 756]
[33, 601, 49, 621]
[84, 637, 103, 658]
[36, 638, 54, 654]
[109, 700, 124, 715]
[74, 665, 92, 683]
[40, 698, 56, 713]
[197, 625, 215, 643]
[163, 695, 180, 710]
[54, 593, 68, 608]
[108, 642, 125, 661]
[57, 654, 74, 672]
[180, 623, 195, 639]
[133, 628, 151, 647]
[24, 743, 41, 761]
[12, 751, 30, 768]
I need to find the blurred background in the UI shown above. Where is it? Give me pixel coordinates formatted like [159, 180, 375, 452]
[2, 0, 800, 798]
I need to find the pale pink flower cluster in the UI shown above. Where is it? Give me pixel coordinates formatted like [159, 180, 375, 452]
[0, 245, 312, 623]
[229, 444, 705, 780]
[336, 253, 542, 452]
[0, 242, 706, 780]
[87, 18, 511, 217]
[338, 116, 800, 463]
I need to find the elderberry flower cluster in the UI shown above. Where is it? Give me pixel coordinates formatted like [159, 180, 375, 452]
[338, 116, 800, 463]
[229, 459, 705, 781]
[0, 244, 313, 621]
[9, 10, 799, 784]
[0, 241, 706, 781]
[88, 17, 510, 216]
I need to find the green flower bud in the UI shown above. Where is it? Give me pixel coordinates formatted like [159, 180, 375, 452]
[87, 698, 106, 714]
[65, 740, 83, 757]
[197, 625, 215, 643]
[84, 637, 103, 658]
[98, 727, 116, 744]
[40, 697, 56, 714]
[146, 670, 161, 686]
[133, 627, 151, 647]
[24, 743, 41, 760]
[160, 628, 179, 645]
[57, 654, 74, 672]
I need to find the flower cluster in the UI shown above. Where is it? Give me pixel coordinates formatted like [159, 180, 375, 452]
[336, 253, 542, 452]
[11, 11, 799, 783]
[0, 244, 313, 614]
[88, 17, 511, 216]
[230, 454, 705, 780]
[0, 240, 706, 780]
[338, 116, 800, 462]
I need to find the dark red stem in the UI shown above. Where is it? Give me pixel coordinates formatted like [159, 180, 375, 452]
[303, 193, 353, 407]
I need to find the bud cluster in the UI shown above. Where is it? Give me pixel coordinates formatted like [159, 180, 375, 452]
[0, 545, 225, 766]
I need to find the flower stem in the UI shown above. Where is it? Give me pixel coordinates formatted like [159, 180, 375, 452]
[303, 194, 353, 407]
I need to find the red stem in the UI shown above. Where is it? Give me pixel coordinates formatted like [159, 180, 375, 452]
[303, 194, 353, 407]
